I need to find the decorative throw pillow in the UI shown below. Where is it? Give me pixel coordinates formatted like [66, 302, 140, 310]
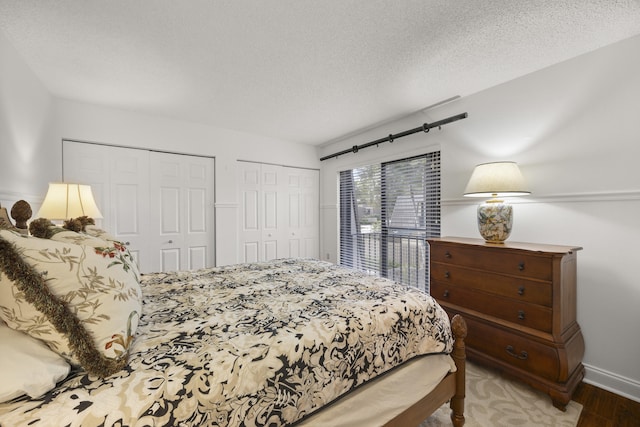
[0, 207, 15, 230]
[83, 224, 118, 242]
[51, 229, 140, 282]
[0, 321, 70, 402]
[0, 230, 142, 377]
[28, 219, 140, 283]
[51, 229, 112, 246]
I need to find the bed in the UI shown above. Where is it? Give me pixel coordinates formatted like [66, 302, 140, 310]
[0, 200, 466, 427]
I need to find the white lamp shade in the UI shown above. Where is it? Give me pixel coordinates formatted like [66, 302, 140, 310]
[37, 183, 103, 220]
[463, 161, 530, 198]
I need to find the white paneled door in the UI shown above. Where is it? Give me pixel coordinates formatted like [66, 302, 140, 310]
[237, 161, 318, 263]
[261, 164, 287, 261]
[284, 166, 319, 259]
[63, 141, 151, 269]
[149, 152, 214, 272]
[63, 141, 214, 274]
[238, 162, 261, 262]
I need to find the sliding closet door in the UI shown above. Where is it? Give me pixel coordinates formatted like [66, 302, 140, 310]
[63, 141, 151, 269]
[148, 152, 215, 272]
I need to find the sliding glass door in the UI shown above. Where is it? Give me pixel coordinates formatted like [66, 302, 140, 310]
[339, 151, 440, 291]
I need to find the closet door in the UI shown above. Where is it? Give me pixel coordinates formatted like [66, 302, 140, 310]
[238, 162, 286, 262]
[261, 164, 287, 261]
[238, 162, 262, 262]
[237, 162, 319, 263]
[284, 167, 319, 259]
[63, 141, 151, 269]
[149, 152, 215, 272]
[63, 141, 215, 274]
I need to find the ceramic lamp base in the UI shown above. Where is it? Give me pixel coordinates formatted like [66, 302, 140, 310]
[477, 200, 513, 243]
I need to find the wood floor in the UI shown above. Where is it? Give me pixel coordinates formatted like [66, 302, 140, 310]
[573, 382, 640, 427]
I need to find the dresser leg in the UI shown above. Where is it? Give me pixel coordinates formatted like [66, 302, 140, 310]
[551, 398, 568, 412]
[550, 363, 584, 411]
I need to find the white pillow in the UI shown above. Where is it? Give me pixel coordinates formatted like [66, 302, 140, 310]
[0, 322, 70, 402]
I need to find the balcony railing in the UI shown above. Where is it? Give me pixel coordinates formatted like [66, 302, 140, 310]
[341, 231, 429, 292]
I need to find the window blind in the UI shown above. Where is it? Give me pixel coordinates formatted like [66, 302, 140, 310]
[339, 151, 440, 292]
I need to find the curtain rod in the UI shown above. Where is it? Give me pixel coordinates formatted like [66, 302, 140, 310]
[319, 112, 468, 161]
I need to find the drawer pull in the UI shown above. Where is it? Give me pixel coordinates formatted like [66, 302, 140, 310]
[518, 286, 525, 296]
[443, 290, 450, 298]
[445, 271, 450, 279]
[445, 251, 451, 258]
[506, 345, 529, 360]
[518, 262, 525, 271]
[518, 310, 525, 320]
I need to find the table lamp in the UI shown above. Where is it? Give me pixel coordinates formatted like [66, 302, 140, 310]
[463, 161, 529, 243]
[37, 183, 103, 220]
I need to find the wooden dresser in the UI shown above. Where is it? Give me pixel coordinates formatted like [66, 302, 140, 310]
[428, 237, 585, 410]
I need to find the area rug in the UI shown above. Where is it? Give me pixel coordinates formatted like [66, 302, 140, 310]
[420, 362, 582, 427]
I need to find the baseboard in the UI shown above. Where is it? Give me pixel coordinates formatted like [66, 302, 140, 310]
[584, 363, 640, 403]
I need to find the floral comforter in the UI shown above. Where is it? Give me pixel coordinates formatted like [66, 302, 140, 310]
[0, 259, 453, 427]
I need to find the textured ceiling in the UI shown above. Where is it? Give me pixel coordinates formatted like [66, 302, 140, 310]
[1, 1, 640, 145]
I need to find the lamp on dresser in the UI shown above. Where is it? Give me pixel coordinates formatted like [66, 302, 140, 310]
[37, 183, 103, 221]
[463, 161, 530, 243]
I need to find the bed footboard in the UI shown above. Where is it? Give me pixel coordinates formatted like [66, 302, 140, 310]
[381, 314, 467, 427]
[450, 314, 467, 427]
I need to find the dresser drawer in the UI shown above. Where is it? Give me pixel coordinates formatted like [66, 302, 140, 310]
[431, 263, 552, 306]
[463, 316, 560, 381]
[432, 281, 553, 332]
[430, 243, 553, 281]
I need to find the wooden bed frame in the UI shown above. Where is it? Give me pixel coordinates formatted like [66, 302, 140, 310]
[1, 199, 467, 427]
[383, 314, 467, 427]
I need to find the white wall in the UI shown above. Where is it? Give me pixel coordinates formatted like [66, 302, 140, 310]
[319, 34, 640, 401]
[0, 30, 320, 266]
[0, 29, 56, 205]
